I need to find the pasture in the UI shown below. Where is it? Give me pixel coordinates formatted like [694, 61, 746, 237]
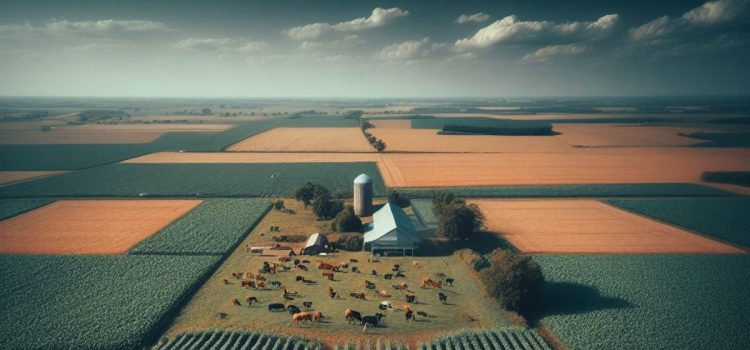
[472, 199, 743, 254]
[534, 254, 750, 350]
[228, 127, 374, 152]
[0, 199, 201, 254]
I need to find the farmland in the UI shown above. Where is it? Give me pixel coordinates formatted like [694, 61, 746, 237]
[0, 199, 202, 254]
[0, 254, 221, 349]
[0, 162, 387, 198]
[0, 198, 53, 220]
[398, 183, 733, 198]
[534, 254, 750, 350]
[472, 199, 743, 254]
[0, 170, 65, 185]
[228, 127, 374, 152]
[607, 198, 750, 249]
[367, 129, 566, 153]
[155, 331, 322, 350]
[130, 199, 271, 255]
[420, 328, 551, 350]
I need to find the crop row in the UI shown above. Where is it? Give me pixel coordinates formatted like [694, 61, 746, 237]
[607, 197, 750, 248]
[0, 198, 53, 220]
[398, 183, 733, 199]
[130, 199, 271, 255]
[0, 162, 386, 198]
[0, 254, 221, 349]
[154, 331, 322, 350]
[534, 254, 750, 350]
[419, 328, 551, 350]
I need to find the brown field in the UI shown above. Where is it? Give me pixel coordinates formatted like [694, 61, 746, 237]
[164, 199, 508, 345]
[472, 199, 745, 254]
[56, 123, 233, 132]
[0, 171, 67, 185]
[0, 131, 165, 144]
[0, 199, 201, 255]
[127, 115, 273, 122]
[227, 127, 374, 152]
[370, 119, 412, 129]
[124, 151, 382, 164]
[369, 128, 568, 153]
[553, 124, 706, 147]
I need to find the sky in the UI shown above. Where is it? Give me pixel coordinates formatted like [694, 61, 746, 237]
[0, 0, 749, 98]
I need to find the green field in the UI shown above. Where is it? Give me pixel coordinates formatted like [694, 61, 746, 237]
[0, 198, 53, 220]
[410, 117, 552, 131]
[0, 254, 221, 349]
[399, 183, 732, 199]
[130, 199, 271, 255]
[607, 198, 750, 248]
[420, 328, 551, 350]
[155, 331, 322, 350]
[0, 163, 386, 198]
[534, 254, 750, 350]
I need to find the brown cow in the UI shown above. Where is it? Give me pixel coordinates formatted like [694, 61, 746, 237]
[328, 287, 337, 299]
[313, 311, 324, 321]
[405, 293, 416, 303]
[292, 312, 312, 325]
[376, 290, 391, 297]
[353, 291, 366, 300]
[345, 309, 362, 324]
[232, 298, 241, 306]
[223, 278, 230, 285]
[279, 256, 291, 262]
[245, 296, 259, 305]
[322, 271, 334, 281]
[420, 277, 442, 289]
[241, 280, 256, 288]
[257, 280, 266, 288]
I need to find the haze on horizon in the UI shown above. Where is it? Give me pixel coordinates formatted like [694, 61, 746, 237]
[0, 0, 749, 98]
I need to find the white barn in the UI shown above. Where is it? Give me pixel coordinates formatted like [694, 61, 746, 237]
[363, 202, 420, 256]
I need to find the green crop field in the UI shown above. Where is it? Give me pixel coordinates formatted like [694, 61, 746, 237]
[419, 328, 551, 350]
[0, 198, 53, 220]
[399, 183, 732, 199]
[687, 132, 750, 147]
[534, 254, 750, 350]
[607, 198, 750, 248]
[154, 331, 322, 350]
[0, 162, 386, 198]
[410, 117, 552, 131]
[130, 199, 271, 255]
[0, 254, 220, 349]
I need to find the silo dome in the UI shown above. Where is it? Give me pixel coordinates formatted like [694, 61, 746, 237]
[353, 173, 373, 216]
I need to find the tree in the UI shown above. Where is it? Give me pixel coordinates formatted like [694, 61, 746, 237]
[273, 200, 285, 210]
[312, 193, 343, 220]
[331, 206, 362, 232]
[293, 182, 330, 209]
[373, 139, 387, 152]
[480, 250, 544, 317]
[435, 199, 484, 241]
[336, 234, 363, 251]
[388, 190, 411, 208]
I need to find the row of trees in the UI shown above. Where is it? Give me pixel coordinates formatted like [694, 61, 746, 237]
[432, 192, 485, 241]
[360, 120, 387, 152]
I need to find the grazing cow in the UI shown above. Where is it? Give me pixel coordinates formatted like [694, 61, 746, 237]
[412, 261, 421, 268]
[232, 298, 241, 306]
[361, 313, 384, 326]
[395, 271, 406, 278]
[257, 280, 266, 289]
[268, 303, 285, 312]
[393, 264, 400, 271]
[376, 290, 391, 297]
[352, 266, 360, 273]
[350, 258, 359, 263]
[404, 308, 414, 321]
[271, 281, 283, 288]
[293, 259, 301, 265]
[438, 292, 448, 304]
[371, 270, 377, 276]
[241, 280, 256, 288]
[350, 291, 366, 300]
[245, 296, 259, 305]
[384, 274, 393, 280]
[313, 311, 324, 321]
[379, 301, 394, 311]
[296, 275, 305, 282]
[417, 311, 428, 318]
[405, 293, 416, 303]
[393, 282, 407, 290]
[288, 305, 301, 314]
[218, 312, 228, 319]
[421, 277, 442, 289]
[322, 271, 334, 281]
[339, 262, 349, 269]
[231, 272, 240, 279]
[328, 287, 337, 299]
[303, 301, 313, 309]
[223, 278, 230, 285]
[365, 280, 376, 289]
[302, 260, 310, 264]
[318, 262, 335, 270]
[345, 309, 362, 324]
[445, 278, 455, 286]
[297, 264, 308, 271]
[279, 256, 291, 263]
[292, 312, 312, 325]
[282, 288, 298, 298]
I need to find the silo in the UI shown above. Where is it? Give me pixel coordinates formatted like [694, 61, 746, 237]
[353, 173, 373, 216]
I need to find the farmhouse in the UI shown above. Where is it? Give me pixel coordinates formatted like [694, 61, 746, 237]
[363, 202, 420, 255]
[300, 232, 330, 255]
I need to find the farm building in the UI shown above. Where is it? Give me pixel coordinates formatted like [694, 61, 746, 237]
[300, 233, 330, 255]
[363, 202, 420, 255]
[353, 173, 373, 216]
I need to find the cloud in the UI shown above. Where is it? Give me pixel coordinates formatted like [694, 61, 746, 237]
[455, 12, 491, 24]
[523, 44, 587, 61]
[630, 0, 748, 43]
[682, 0, 748, 25]
[173, 37, 268, 53]
[285, 7, 409, 40]
[300, 35, 363, 51]
[45, 19, 169, 35]
[375, 37, 430, 60]
[629, 16, 673, 42]
[454, 14, 618, 51]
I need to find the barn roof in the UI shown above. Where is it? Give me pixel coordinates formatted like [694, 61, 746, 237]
[363, 203, 420, 244]
[304, 233, 328, 248]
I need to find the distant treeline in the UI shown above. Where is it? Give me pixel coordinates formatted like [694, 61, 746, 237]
[440, 124, 555, 136]
[0, 110, 49, 122]
[702, 172, 750, 187]
[706, 116, 750, 124]
[79, 109, 127, 122]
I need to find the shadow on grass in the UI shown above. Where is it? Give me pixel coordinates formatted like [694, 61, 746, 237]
[530, 281, 633, 324]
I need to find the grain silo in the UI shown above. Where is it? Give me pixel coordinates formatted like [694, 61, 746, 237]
[353, 173, 373, 216]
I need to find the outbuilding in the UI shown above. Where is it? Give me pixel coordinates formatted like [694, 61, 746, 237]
[301, 233, 330, 255]
[363, 202, 420, 256]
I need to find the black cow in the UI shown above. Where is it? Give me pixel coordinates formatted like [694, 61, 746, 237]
[361, 313, 385, 326]
[268, 303, 285, 312]
[347, 310, 362, 324]
[303, 301, 313, 308]
[445, 278, 455, 286]
[287, 305, 301, 314]
[384, 274, 393, 280]
[438, 292, 448, 304]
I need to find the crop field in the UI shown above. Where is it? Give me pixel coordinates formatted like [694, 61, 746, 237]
[155, 331, 322, 350]
[370, 119, 412, 128]
[0, 199, 202, 254]
[0, 163, 387, 198]
[228, 127, 374, 152]
[398, 183, 733, 198]
[368, 129, 566, 153]
[607, 198, 750, 249]
[471, 199, 744, 254]
[552, 124, 707, 147]
[0, 130, 165, 144]
[124, 151, 382, 164]
[534, 254, 750, 350]
[419, 328, 551, 350]
[0, 170, 66, 185]
[130, 199, 271, 255]
[410, 118, 552, 131]
[0, 254, 221, 349]
[0, 198, 53, 220]
[57, 123, 234, 132]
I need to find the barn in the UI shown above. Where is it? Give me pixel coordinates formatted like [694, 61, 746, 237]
[301, 233, 330, 255]
[363, 202, 420, 256]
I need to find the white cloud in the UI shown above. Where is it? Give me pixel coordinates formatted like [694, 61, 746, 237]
[629, 16, 673, 42]
[45, 19, 169, 35]
[523, 44, 587, 61]
[300, 35, 363, 51]
[375, 37, 430, 60]
[173, 37, 268, 53]
[455, 12, 491, 24]
[285, 7, 409, 40]
[454, 14, 618, 51]
[682, 0, 748, 25]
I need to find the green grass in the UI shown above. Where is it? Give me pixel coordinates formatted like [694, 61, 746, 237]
[686, 132, 750, 147]
[411, 117, 552, 131]
[399, 183, 733, 199]
[130, 199, 271, 255]
[154, 331, 322, 350]
[0, 162, 386, 198]
[0, 254, 220, 349]
[534, 254, 750, 350]
[607, 198, 750, 248]
[702, 171, 750, 187]
[421, 328, 551, 350]
[0, 198, 53, 220]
